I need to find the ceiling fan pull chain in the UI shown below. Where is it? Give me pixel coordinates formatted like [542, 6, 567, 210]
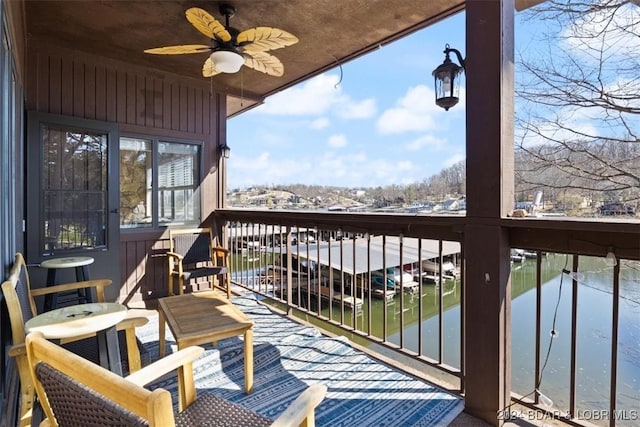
[241, 68, 244, 107]
[331, 55, 343, 88]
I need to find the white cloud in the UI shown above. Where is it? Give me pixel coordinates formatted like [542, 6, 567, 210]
[328, 134, 348, 148]
[231, 152, 313, 186]
[517, 104, 604, 148]
[257, 74, 340, 115]
[405, 134, 446, 151]
[255, 129, 293, 147]
[396, 160, 413, 171]
[336, 98, 377, 119]
[563, 4, 640, 54]
[376, 85, 441, 134]
[310, 117, 330, 130]
[254, 73, 376, 120]
[229, 149, 429, 188]
[443, 153, 465, 168]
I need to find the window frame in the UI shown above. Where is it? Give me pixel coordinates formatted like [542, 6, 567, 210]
[119, 133, 203, 230]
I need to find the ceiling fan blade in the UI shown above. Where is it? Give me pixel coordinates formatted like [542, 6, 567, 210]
[144, 45, 211, 55]
[243, 51, 284, 77]
[202, 57, 223, 78]
[186, 7, 231, 42]
[238, 27, 299, 53]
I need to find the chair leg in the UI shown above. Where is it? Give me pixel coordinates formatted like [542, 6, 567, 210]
[18, 394, 33, 427]
[125, 328, 142, 372]
[168, 274, 175, 296]
[16, 358, 34, 427]
[178, 276, 184, 295]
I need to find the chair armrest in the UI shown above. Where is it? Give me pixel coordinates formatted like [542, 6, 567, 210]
[271, 384, 327, 427]
[212, 247, 229, 255]
[125, 346, 204, 387]
[29, 279, 112, 297]
[166, 251, 184, 262]
[8, 343, 26, 357]
[116, 316, 149, 331]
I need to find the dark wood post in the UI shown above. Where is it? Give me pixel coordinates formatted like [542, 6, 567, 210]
[464, 0, 515, 425]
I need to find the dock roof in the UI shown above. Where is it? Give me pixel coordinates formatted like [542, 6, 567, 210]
[287, 236, 460, 276]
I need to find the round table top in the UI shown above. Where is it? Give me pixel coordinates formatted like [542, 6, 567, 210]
[39, 256, 95, 269]
[25, 302, 127, 339]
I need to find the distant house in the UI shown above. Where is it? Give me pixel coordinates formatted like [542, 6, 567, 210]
[599, 202, 636, 216]
[441, 198, 464, 211]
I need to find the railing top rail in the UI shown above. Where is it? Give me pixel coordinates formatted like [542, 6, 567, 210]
[217, 208, 466, 241]
[216, 209, 639, 260]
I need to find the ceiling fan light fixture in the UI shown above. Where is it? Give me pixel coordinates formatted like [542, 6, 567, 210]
[210, 50, 244, 73]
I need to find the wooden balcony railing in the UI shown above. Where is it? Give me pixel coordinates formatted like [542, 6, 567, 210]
[214, 209, 639, 427]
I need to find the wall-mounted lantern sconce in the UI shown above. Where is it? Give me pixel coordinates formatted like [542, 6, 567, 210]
[432, 44, 466, 111]
[220, 142, 231, 159]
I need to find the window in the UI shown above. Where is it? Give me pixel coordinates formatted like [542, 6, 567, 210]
[120, 137, 201, 229]
[42, 126, 108, 251]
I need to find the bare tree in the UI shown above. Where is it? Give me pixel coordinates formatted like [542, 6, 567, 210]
[515, 0, 639, 206]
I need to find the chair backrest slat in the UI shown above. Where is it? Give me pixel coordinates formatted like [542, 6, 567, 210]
[2, 253, 35, 347]
[174, 232, 212, 265]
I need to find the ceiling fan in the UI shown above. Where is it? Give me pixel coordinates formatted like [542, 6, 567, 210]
[144, 5, 298, 77]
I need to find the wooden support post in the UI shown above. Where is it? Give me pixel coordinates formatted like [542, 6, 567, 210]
[464, 0, 515, 425]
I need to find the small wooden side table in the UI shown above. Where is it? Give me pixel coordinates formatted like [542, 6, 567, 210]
[25, 302, 127, 375]
[157, 290, 254, 393]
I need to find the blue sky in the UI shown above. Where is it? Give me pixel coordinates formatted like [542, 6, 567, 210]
[227, 4, 640, 190]
[227, 12, 467, 189]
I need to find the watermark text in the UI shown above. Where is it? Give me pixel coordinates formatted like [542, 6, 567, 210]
[498, 409, 639, 422]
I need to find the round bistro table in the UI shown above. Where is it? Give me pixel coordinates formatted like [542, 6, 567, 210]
[39, 256, 95, 310]
[25, 302, 127, 375]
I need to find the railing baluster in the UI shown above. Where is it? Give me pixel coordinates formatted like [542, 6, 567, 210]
[382, 234, 387, 342]
[327, 233, 334, 321]
[570, 254, 579, 417]
[306, 227, 311, 312]
[352, 235, 357, 330]
[339, 230, 345, 325]
[286, 225, 293, 314]
[251, 223, 257, 291]
[418, 238, 423, 357]
[399, 234, 404, 349]
[459, 240, 465, 393]
[535, 251, 542, 405]
[609, 260, 620, 427]
[240, 223, 246, 288]
[260, 223, 265, 292]
[278, 224, 285, 303]
[316, 227, 321, 317]
[366, 233, 372, 337]
[438, 240, 444, 364]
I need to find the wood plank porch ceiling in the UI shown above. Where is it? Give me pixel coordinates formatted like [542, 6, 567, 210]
[24, 0, 465, 117]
